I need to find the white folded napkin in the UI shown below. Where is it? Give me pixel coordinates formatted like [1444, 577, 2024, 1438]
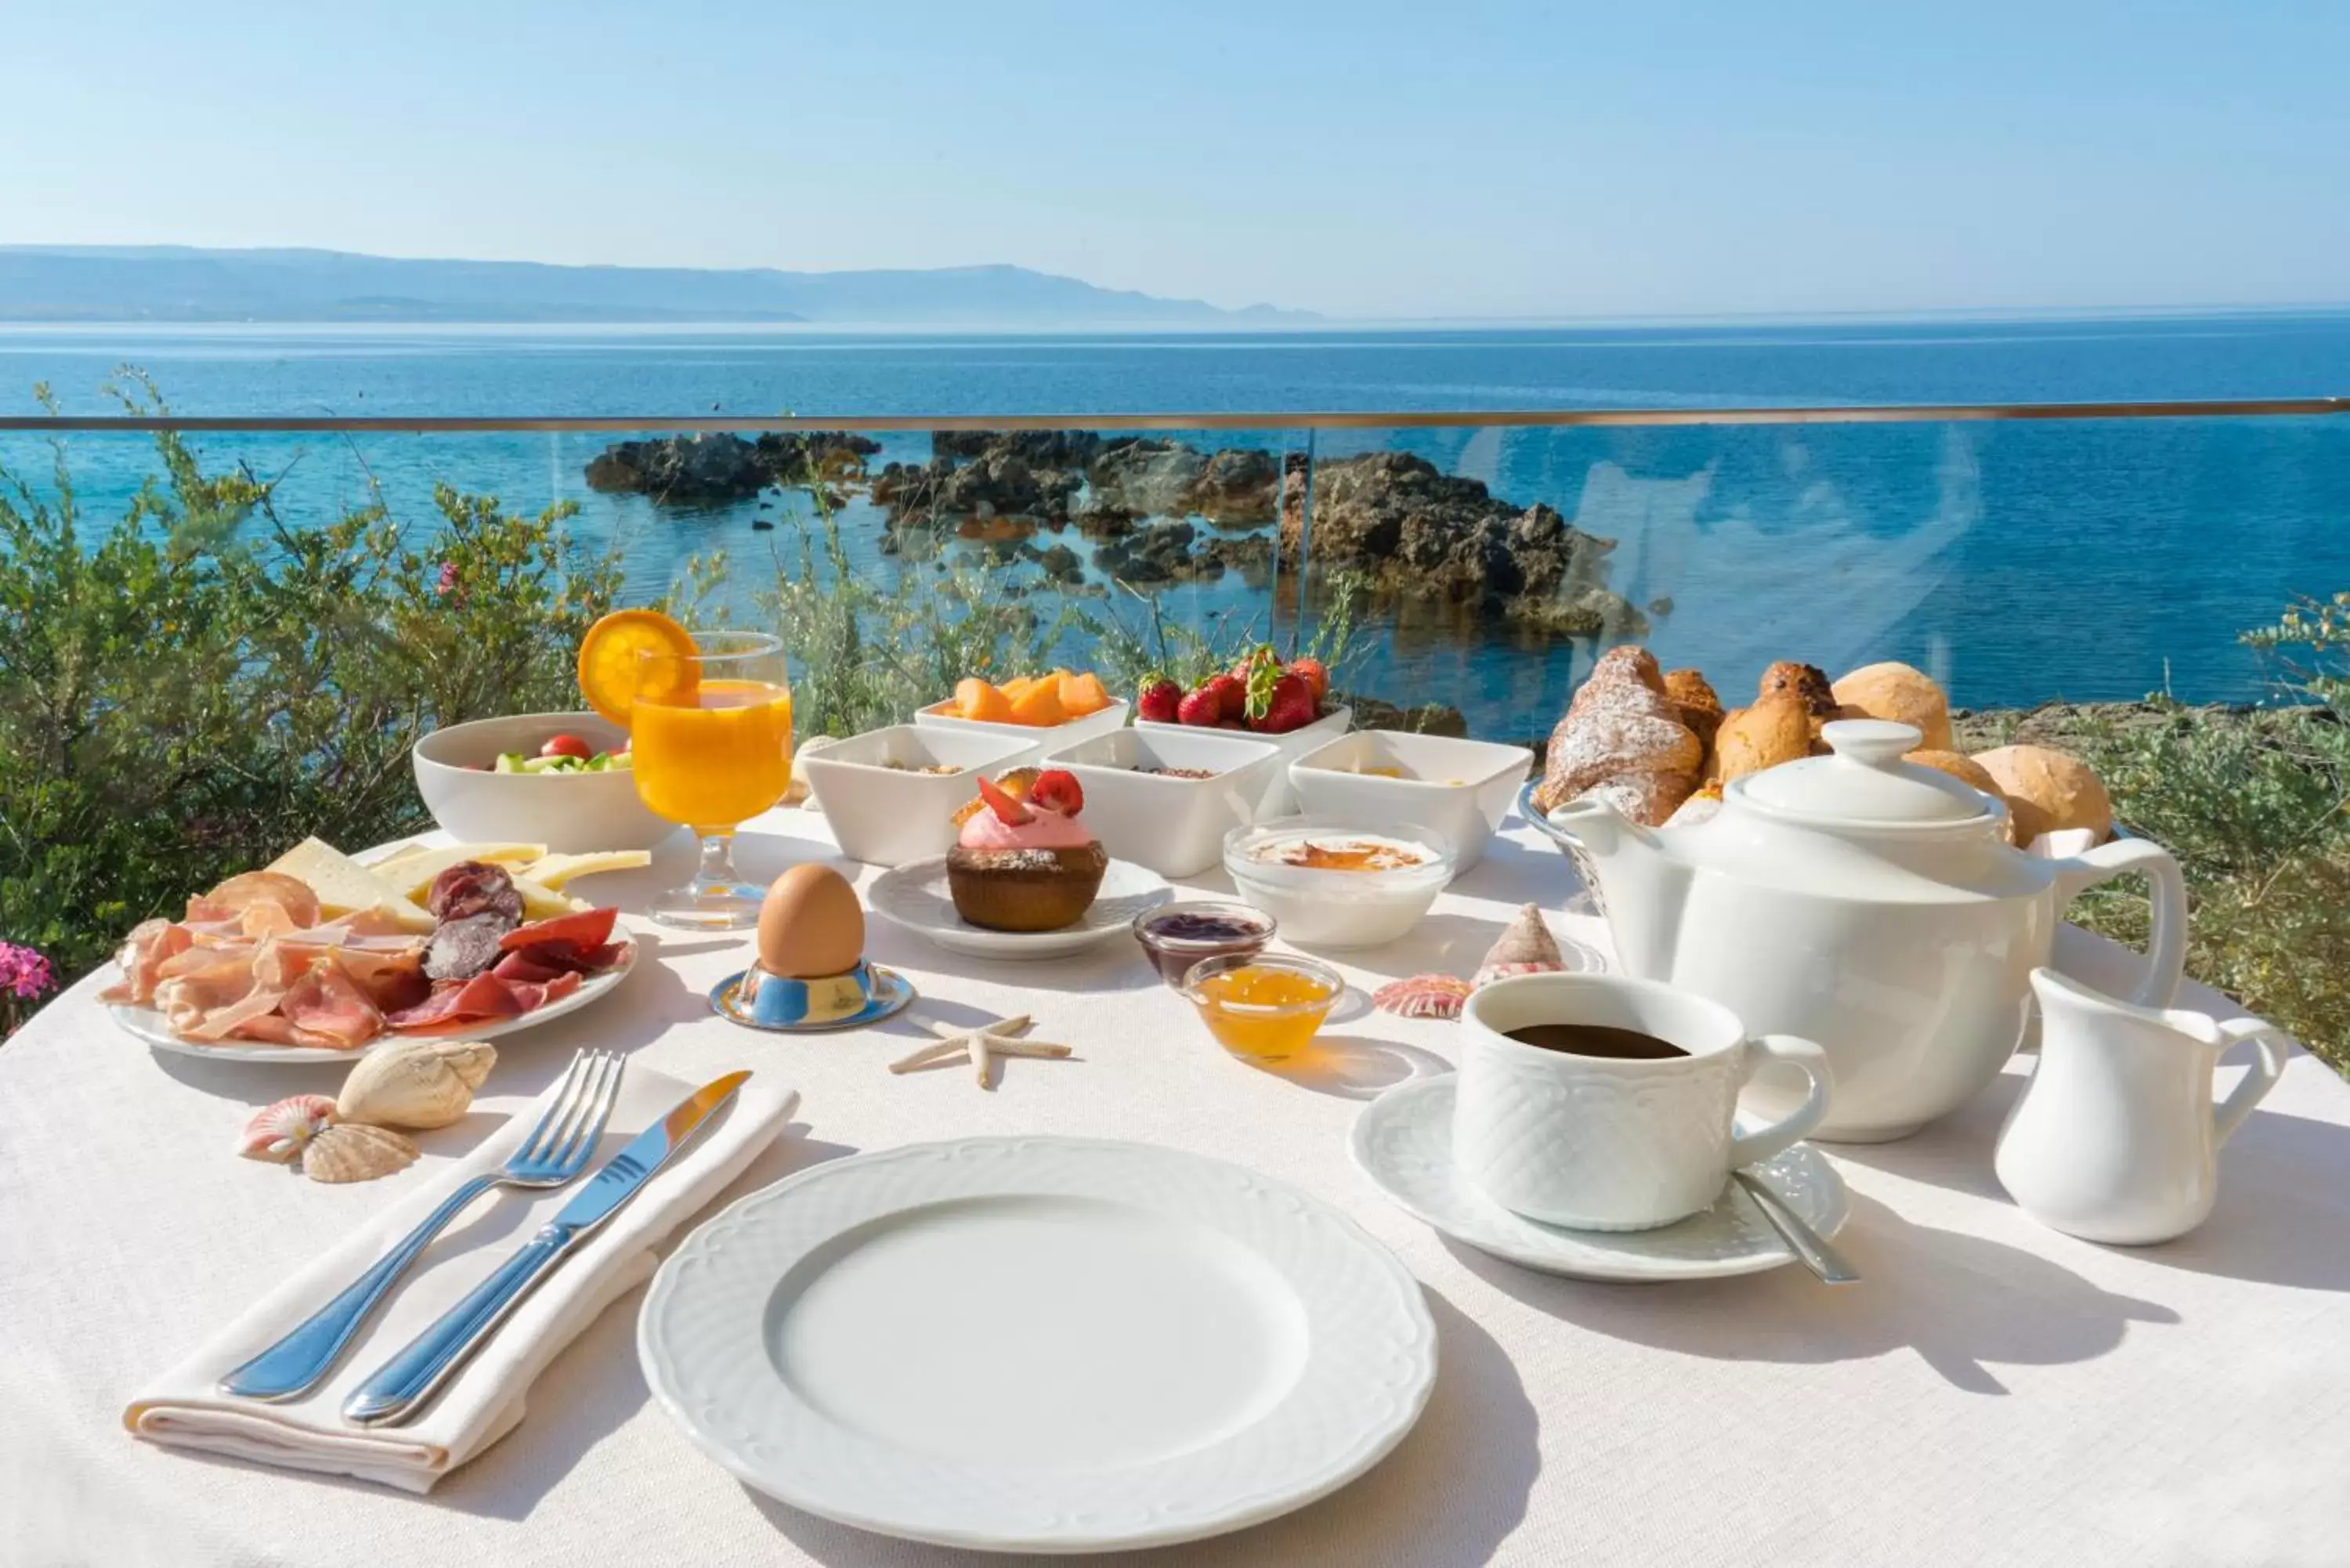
[125, 1063, 798, 1493]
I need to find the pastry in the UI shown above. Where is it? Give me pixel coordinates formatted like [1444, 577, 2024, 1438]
[1531, 649, 1701, 824]
[1758, 660, 1838, 719]
[1834, 662, 1955, 752]
[1712, 695, 1813, 782]
[945, 769, 1108, 932]
[1972, 744, 2113, 844]
[1662, 668, 1724, 754]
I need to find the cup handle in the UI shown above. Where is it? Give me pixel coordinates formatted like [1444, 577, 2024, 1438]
[2052, 838, 2189, 1010]
[1728, 1035, 1834, 1169]
[2212, 1018, 2291, 1147]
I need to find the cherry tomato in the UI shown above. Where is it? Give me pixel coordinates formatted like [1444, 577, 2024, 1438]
[540, 734, 594, 761]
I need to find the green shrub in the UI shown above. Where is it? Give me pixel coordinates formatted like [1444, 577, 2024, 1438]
[0, 383, 622, 983]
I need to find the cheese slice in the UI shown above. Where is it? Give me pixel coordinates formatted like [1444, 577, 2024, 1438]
[266, 838, 436, 934]
[511, 875, 591, 922]
[376, 844, 554, 904]
[516, 851, 652, 890]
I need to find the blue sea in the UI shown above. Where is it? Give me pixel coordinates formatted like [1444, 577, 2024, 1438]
[4, 315, 2347, 735]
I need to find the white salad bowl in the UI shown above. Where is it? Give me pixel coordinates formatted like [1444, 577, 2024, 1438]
[913, 695, 1130, 768]
[1288, 730, 1532, 870]
[1135, 704, 1351, 816]
[800, 725, 1043, 867]
[413, 711, 678, 854]
[1224, 815, 1456, 948]
[1041, 728, 1284, 879]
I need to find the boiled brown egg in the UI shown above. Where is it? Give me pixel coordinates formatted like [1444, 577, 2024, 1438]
[756, 864, 865, 978]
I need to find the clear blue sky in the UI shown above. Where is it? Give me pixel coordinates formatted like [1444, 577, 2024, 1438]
[5, 0, 2345, 320]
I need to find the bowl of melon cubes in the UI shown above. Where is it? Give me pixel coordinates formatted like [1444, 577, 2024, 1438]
[914, 668, 1130, 761]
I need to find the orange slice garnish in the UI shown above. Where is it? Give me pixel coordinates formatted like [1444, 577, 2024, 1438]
[577, 609, 699, 725]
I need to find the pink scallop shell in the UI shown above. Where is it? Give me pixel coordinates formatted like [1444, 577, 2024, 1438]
[1372, 974, 1473, 1020]
[237, 1093, 338, 1162]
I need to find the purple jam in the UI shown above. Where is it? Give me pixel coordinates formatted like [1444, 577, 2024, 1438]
[1133, 902, 1276, 985]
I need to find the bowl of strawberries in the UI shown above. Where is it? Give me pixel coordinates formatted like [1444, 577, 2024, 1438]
[1131, 647, 1351, 817]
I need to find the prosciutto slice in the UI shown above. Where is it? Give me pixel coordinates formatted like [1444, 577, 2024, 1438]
[386, 971, 528, 1034]
[497, 908, 618, 954]
[502, 970, 584, 1013]
[100, 919, 193, 1004]
[279, 954, 385, 1049]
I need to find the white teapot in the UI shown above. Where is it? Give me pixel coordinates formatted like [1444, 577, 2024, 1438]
[1530, 719, 2189, 1141]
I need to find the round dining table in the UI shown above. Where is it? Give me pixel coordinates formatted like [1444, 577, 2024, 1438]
[3, 807, 2344, 1567]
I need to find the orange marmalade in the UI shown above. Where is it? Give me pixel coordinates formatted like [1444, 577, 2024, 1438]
[1188, 963, 1340, 1062]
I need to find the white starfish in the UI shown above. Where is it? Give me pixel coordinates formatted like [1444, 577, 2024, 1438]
[887, 1013, 1072, 1089]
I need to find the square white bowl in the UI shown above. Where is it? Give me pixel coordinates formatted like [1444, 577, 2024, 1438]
[912, 695, 1131, 768]
[1287, 730, 1534, 869]
[1042, 728, 1285, 879]
[799, 725, 1043, 867]
[1133, 704, 1351, 817]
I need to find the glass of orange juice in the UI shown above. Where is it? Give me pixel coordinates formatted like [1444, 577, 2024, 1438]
[630, 629, 794, 929]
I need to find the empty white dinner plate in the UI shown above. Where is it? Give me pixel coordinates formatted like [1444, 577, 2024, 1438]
[1352, 1075, 1849, 1283]
[865, 856, 1172, 959]
[113, 938, 638, 1064]
[639, 1136, 1437, 1553]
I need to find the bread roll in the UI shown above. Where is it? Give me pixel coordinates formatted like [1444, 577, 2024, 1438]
[1905, 748, 2022, 844]
[1759, 660, 1838, 718]
[1833, 662, 1954, 752]
[1972, 744, 2113, 844]
[1662, 668, 1724, 752]
[1712, 695, 1813, 782]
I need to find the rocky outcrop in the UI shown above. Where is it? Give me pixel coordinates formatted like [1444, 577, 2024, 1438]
[584, 432, 878, 503]
[876, 432, 1279, 533]
[1282, 452, 1645, 639]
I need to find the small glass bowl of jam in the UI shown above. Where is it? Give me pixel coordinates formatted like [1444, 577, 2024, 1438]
[1132, 901, 1278, 985]
[1179, 952, 1344, 1064]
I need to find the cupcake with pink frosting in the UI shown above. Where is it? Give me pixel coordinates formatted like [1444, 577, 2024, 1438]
[945, 768, 1110, 931]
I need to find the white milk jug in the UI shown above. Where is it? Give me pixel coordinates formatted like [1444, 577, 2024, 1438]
[1995, 969, 2290, 1244]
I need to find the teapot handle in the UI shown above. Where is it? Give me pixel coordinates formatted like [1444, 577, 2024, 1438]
[2212, 1019, 2291, 1147]
[2052, 839, 2188, 1010]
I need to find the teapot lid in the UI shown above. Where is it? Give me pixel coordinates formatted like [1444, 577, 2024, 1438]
[1737, 719, 1996, 827]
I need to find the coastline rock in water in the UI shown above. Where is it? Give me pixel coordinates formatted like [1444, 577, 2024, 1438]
[584, 432, 877, 504]
[1282, 451, 1646, 638]
[1343, 693, 1472, 738]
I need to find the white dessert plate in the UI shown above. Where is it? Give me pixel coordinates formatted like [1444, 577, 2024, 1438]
[114, 937, 639, 1064]
[1351, 1075, 1849, 1282]
[639, 1136, 1437, 1554]
[865, 856, 1172, 959]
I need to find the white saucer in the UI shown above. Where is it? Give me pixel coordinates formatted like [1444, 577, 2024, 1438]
[1350, 1075, 1849, 1282]
[639, 1136, 1436, 1553]
[866, 856, 1172, 960]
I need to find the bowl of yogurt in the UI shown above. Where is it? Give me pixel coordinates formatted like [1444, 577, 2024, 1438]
[1222, 815, 1456, 948]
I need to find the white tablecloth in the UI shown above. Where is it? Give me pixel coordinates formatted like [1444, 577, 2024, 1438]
[4, 811, 2345, 1567]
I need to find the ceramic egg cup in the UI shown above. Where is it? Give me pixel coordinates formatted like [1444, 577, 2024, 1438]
[710, 958, 916, 1034]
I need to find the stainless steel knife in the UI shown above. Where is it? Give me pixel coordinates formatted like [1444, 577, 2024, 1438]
[342, 1070, 752, 1427]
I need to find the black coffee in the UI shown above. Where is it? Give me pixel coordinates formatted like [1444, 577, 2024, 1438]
[1503, 1023, 1689, 1060]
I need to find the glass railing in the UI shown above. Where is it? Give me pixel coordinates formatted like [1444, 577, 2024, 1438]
[5, 396, 2348, 1060]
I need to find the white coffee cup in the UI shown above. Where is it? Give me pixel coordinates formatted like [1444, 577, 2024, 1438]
[1456, 974, 1834, 1230]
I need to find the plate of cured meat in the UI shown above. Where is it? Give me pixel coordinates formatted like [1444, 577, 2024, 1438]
[101, 838, 642, 1062]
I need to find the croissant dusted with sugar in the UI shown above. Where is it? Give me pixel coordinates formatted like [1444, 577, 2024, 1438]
[1532, 647, 1702, 825]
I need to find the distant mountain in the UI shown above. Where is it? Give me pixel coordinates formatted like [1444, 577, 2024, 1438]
[0, 246, 1313, 326]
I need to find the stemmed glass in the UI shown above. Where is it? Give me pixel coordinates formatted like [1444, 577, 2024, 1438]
[627, 629, 794, 929]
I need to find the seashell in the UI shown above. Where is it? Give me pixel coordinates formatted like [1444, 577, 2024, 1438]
[1473, 904, 1567, 990]
[237, 1094, 338, 1162]
[302, 1123, 419, 1184]
[1372, 974, 1473, 1021]
[334, 1037, 497, 1130]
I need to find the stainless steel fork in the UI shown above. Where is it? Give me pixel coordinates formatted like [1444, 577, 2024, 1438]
[219, 1049, 626, 1402]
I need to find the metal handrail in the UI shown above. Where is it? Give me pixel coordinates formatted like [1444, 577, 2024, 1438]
[0, 397, 2345, 434]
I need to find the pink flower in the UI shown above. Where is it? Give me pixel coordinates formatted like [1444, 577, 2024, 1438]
[0, 942, 54, 1001]
[435, 562, 459, 595]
